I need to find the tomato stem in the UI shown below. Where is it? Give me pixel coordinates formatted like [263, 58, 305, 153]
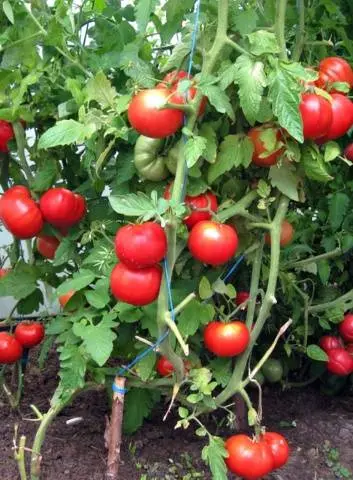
[13, 122, 34, 183]
[292, 0, 305, 61]
[14, 434, 28, 480]
[286, 246, 342, 269]
[275, 0, 288, 61]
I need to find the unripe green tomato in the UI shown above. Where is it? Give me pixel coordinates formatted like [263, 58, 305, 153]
[134, 135, 169, 181]
[165, 140, 183, 175]
[262, 359, 284, 383]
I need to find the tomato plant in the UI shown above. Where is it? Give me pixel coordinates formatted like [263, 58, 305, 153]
[14, 322, 45, 348]
[2, 1, 353, 479]
[339, 313, 353, 342]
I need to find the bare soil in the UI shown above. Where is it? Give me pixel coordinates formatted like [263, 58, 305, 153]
[0, 350, 352, 480]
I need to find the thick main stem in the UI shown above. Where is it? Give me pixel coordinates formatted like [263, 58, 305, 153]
[156, 0, 230, 379]
[308, 288, 353, 314]
[215, 196, 290, 406]
[292, 0, 305, 61]
[106, 377, 126, 480]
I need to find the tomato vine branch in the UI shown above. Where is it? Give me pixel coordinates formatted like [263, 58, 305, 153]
[275, 0, 288, 61]
[292, 0, 305, 61]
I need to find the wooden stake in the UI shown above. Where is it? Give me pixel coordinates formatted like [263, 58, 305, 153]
[105, 377, 126, 480]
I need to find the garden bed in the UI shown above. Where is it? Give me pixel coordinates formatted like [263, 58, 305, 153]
[0, 350, 352, 480]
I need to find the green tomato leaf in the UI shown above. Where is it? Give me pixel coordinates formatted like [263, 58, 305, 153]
[208, 135, 243, 184]
[109, 192, 155, 217]
[247, 30, 280, 56]
[134, 0, 158, 33]
[135, 351, 156, 381]
[219, 63, 239, 90]
[38, 120, 96, 149]
[318, 260, 331, 285]
[234, 55, 266, 125]
[268, 63, 303, 143]
[184, 135, 207, 168]
[199, 124, 218, 164]
[30, 159, 58, 192]
[324, 141, 341, 162]
[161, 41, 191, 73]
[123, 388, 160, 434]
[199, 276, 213, 300]
[209, 358, 232, 387]
[178, 300, 215, 336]
[269, 162, 300, 201]
[230, 8, 258, 35]
[302, 146, 333, 182]
[3, 1, 14, 24]
[328, 192, 350, 231]
[86, 71, 117, 109]
[198, 84, 234, 120]
[306, 345, 328, 362]
[73, 315, 117, 366]
[0, 262, 39, 300]
[201, 437, 228, 480]
[57, 269, 96, 296]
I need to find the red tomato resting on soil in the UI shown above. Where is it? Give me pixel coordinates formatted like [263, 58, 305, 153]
[164, 186, 218, 230]
[114, 222, 167, 269]
[316, 57, 353, 93]
[36, 235, 60, 259]
[0, 120, 14, 152]
[319, 335, 343, 352]
[39, 188, 86, 228]
[128, 88, 184, 139]
[326, 348, 353, 376]
[225, 434, 275, 479]
[0, 332, 23, 364]
[263, 432, 290, 469]
[0, 186, 43, 239]
[299, 93, 333, 140]
[204, 321, 250, 357]
[110, 263, 162, 306]
[188, 221, 238, 266]
[339, 313, 353, 342]
[14, 322, 45, 348]
[236, 291, 250, 307]
[265, 220, 294, 247]
[248, 125, 284, 167]
[344, 143, 353, 161]
[59, 290, 75, 308]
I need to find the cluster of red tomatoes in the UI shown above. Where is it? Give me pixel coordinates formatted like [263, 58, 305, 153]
[0, 186, 86, 258]
[0, 322, 44, 364]
[128, 71, 206, 139]
[319, 313, 353, 376]
[0, 120, 14, 153]
[225, 431, 290, 478]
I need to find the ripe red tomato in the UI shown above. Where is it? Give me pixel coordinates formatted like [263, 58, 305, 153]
[36, 235, 60, 259]
[114, 222, 167, 269]
[0, 268, 10, 278]
[263, 432, 290, 469]
[0, 120, 14, 152]
[59, 290, 75, 308]
[339, 313, 353, 342]
[319, 335, 343, 352]
[265, 220, 294, 247]
[110, 263, 162, 306]
[0, 332, 23, 364]
[162, 70, 190, 86]
[323, 93, 353, 140]
[344, 143, 353, 161]
[164, 186, 218, 229]
[248, 125, 284, 167]
[299, 94, 333, 140]
[39, 188, 86, 228]
[0, 186, 43, 239]
[204, 321, 250, 357]
[225, 434, 274, 479]
[188, 221, 238, 266]
[236, 291, 250, 307]
[128, 89, 184, 138]
[14, 322, 45, 348]
[345, 344, 353, 357]
[156, 356, 175, 376]
[316, 57, 353, 93]
[171, 85, 207, 117]
[327, 348, 353, 376]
